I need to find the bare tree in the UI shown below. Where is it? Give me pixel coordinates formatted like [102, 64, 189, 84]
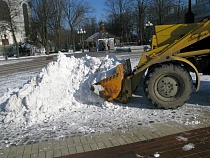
[147, 0, 174, 25]
[63, 0, 92, 51]
[47, 0, 65, 51]
[105, 0, 135, 43]
[135, 0, 148, 43]
[31, 0, 58, 54]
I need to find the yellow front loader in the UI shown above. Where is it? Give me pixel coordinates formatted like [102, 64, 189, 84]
[91, 20, 210, 109]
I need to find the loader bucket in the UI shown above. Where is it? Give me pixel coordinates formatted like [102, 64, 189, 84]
[91, 59, 132, 101]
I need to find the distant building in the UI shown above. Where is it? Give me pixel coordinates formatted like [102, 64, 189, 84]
[0, 0, 31, 47]
[86, 21, 116, 51]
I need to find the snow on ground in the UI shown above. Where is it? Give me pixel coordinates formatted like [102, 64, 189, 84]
[182, 143, 195, 151]
[0, 52, 210, 149]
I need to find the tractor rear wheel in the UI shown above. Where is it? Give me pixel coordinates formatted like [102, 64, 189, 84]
[144, 63, 193, 109]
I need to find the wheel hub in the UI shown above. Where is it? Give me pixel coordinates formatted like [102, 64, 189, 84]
[157, 76, 179, 98]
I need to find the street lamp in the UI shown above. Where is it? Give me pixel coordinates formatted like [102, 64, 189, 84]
[145, 21, 153, 44]
[77, 28, 86, 52]
[1, 34, 9, 60]
[145, 21, 153, 27]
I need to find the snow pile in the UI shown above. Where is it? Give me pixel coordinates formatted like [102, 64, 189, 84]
[0, 53, 124, 127]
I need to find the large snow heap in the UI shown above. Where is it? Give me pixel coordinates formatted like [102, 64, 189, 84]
[0, 53, 124, 126]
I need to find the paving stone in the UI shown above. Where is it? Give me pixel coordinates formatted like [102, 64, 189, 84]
[66, 137, 74, 146]
[117, 138, 127, 145]
[134, 133, 147, 141]
[24, 144, 32, 155]
[30, 153, 38, 158]
[0, 148, 10, 158]
[96, 142, 106, 149]
[135, 127, 150, 133]
[183, 125, 196, 131]
[142, 132, 154, 140]
[86, 137, 95, 144]
[32, 144, 39, 151]
[61, 148, 69, 156]
[68, 147, 76, 155]
[123, 137, 134, 144]
[82, 144, 91, 152]
[12, 153, 23, 157]
[15, 156, 24, 158]
[75, 145, 84, 153]
[22, 154, 31, 158]
[98, 133, 111, 139]
[8, 146, 17, 155]
[53, 141, 67, 150]
[110, 139, 120, 147]
[111, 131, 122, 137]
[93, 136, 103, 142]
[46, 150, 53, 158]
[7, 153, 17, 158]
[53, 149, 62, 157]
[38, 151, 45, 158]
[154, 130, 167, 137]
[146, 131, 160, 139]
[38, 142, 47, 152]
[59, 139, 67, 147]
[80, 137, 88, 145]
[72, 137, 81, 144]
[16, 146, 24, 154]
[89, 143, 99, 150]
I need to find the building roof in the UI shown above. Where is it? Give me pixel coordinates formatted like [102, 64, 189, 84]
[86, 32, 100, 41]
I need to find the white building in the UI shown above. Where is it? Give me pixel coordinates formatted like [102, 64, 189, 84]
[0, 0, 31, 47]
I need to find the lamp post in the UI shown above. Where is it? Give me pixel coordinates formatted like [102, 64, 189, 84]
[77, 28, 86, 52]
[145, 21, 153, 44]
[185, 0, 194, 23]
[1, 34, 9, 60]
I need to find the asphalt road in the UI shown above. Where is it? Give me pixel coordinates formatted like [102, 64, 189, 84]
[0, 50, 144, 76]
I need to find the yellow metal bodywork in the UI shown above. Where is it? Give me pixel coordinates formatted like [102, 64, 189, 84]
[137, 20, 210, 70]
[91, 59, 132, 102]
[91, 20, 210, 103]
[154, 23, 200, 47]
[171, 56, 200, 92]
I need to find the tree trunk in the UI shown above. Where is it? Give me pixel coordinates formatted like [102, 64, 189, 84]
[70, 25, 75, 52]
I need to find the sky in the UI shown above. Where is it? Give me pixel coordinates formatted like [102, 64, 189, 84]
[85, 0, 106, 21]
[0, 51, 210, 149]
[86, 0, 197, 21]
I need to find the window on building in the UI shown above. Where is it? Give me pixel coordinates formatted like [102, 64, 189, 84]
[23, 4, 30, 37]
[0, 0, 11, 22]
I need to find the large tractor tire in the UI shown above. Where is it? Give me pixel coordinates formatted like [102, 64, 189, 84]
[144, 63, 193, 109]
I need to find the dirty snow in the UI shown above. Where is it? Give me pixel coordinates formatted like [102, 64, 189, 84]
[182, 143, 195, 151]
[0, 52, 210, 149]
[176, 136, 188, 142]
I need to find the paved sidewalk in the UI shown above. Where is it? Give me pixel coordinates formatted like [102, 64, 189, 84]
[56, 126, 210, 158]
[0, 120, 210, 158]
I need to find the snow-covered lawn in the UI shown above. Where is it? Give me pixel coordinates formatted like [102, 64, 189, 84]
[0, 52, 210, 149]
